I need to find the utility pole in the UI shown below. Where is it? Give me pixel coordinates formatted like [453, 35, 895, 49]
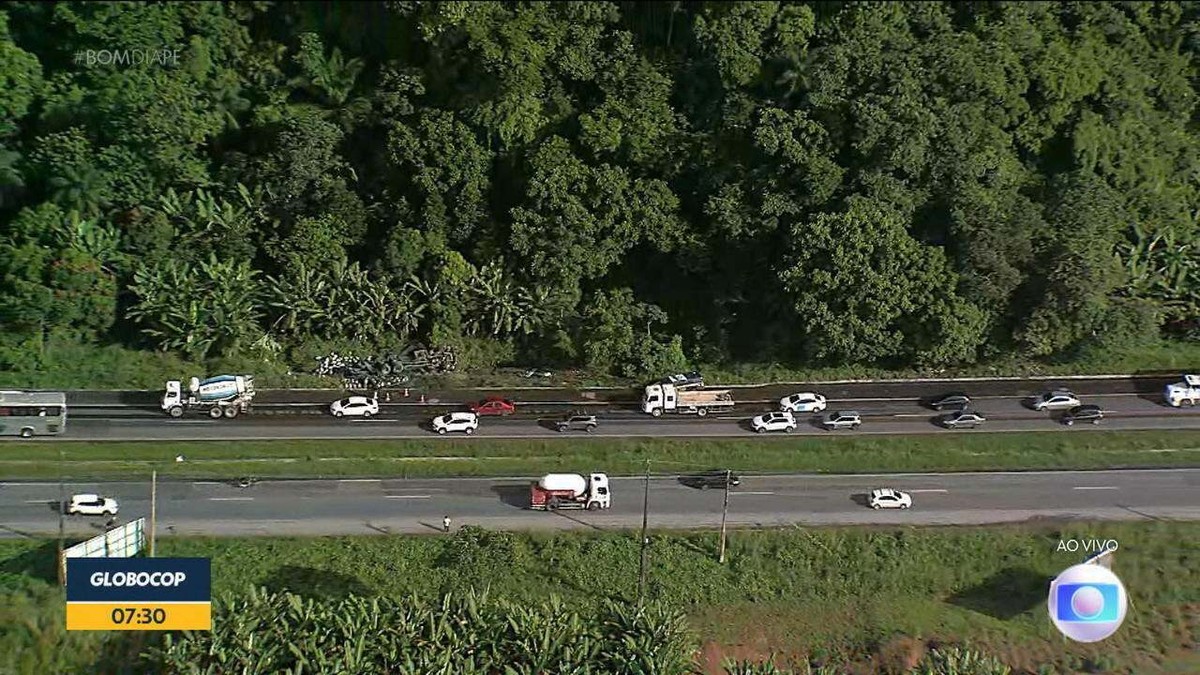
[56, 446, 65, 585]
[149, 470, 157, 557]
[637, 460, 651, 608]
[718, 469, 731, 563]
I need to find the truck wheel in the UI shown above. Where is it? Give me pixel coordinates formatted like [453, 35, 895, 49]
[696, 408, 708, 417]
[465, 427, 474, 435]
[19, 427, 34, 438]
[363, 411, 372, 418]
[334, 411, 344, 418]
[1065, 419, 1073, 426]
[223, 406, 239, 419]
[1092, 419, 1101, 425]
[586, 425, 596, 433]
[169, 406, 184, 418]
[587, 502, 599, 511]
[651, 409, 662, 418]
[438, 428, 447, 435]
[547, 497, 559, 511]
[209, 407, 223, 419]
[785, 426, 794, 433]
[756, 427, 766, 434]
[556, 426, 566, 433]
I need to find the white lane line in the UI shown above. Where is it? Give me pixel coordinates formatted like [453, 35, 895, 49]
[192, 481, 222, 485]
[1073, 486, 1119, 491]
[24, 499, 52, 503]
[338, 478, 380, 483]
[209, 497, 254, 501]
[910, 489, 949, 493]
[385, 495, 431, 499]
[736, 491, 775, 495]
[894, 413, 932, 418]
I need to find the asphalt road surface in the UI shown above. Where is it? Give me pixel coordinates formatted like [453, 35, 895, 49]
[3, 469, 1197, 538]
[60, 373, 1187, 408]
[28, 392, 1200, 441]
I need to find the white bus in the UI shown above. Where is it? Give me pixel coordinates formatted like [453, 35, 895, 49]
[0, 391, 67, 437]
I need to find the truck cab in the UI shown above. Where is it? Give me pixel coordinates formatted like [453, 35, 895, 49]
[1165, 374, 1200, 407]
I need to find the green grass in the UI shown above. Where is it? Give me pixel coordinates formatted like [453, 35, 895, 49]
[2, 522, 1197, 673]
[2, 430, 1199, 480]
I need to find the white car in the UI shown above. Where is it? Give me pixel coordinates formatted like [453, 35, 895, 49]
[67, 493, 119, 516]
[779, 392, 827, 413]
[329, 395, 379, 418]
[751, 411, 797, 433]
[868, 488, 912, 510]
[431, 411, 479, 435]
[1032, 390, 1081, 411]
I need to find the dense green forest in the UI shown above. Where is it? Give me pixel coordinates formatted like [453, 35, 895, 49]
[1, 1, 1198, 381]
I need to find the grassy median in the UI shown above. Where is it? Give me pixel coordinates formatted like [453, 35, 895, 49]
[0, 430, 1198, 480]
[2, 521, 1197, 673]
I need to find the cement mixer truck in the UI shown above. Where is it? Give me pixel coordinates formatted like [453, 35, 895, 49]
[529, 473, 611, 511]
[161, 375, 255, 419]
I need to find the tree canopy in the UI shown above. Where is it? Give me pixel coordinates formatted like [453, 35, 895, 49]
[1, 1, 1197, 376]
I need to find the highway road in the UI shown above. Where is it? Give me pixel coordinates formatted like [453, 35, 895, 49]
[28, 391, 1200, 441]
[2, 469, 1197, 538]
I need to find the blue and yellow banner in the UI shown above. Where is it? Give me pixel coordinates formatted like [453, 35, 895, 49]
[66, 558, 211, 631]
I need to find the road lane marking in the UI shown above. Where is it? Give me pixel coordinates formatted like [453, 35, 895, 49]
[339, 478, 380, 482]
[737, 491, 775, 495]
[385, 495, 431, 499]
[209, 497, 254, 501]
[910, 489, 949, 493]
[24, 499, 51, 503]
[192, 481, 222, 485]
[1073, 486, 1119, 491]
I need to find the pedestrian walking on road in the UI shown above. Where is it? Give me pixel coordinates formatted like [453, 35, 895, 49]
[442, 515, 452, 533]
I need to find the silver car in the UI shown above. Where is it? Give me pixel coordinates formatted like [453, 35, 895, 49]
[1032, 390, 1081, 411]
[821, 410, 862, 430]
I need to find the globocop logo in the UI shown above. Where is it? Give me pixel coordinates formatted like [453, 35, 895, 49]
[1048, 563, 1128, 642]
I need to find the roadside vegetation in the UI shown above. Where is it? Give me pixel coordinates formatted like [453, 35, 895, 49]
[3, 430, 1198, 481]
[3, 2, 1200, 392]
[3, 522, 1196, 673]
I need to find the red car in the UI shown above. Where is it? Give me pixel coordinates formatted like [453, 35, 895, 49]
[470, 397, 516, 416]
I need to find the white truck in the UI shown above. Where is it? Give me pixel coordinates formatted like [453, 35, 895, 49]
[1164, 374, 1200, 407]
[529, 473, 611, 511]
[641, 383, 734, 417]
[161, 375, 255, 419]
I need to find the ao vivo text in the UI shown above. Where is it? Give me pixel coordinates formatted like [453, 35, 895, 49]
[1056, 539, 1118, 553]
[90, 571, 188, 587]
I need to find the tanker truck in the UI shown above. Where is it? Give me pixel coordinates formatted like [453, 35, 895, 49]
[529, 473, 611, 511]
[161, 375, 255, 419]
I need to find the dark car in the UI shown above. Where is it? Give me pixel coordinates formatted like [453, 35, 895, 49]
[929, 392, 971, 411]
[681, 470, 741, 490]
[1062, 405, 1103, 426]
[556, 413, 598, 433]
[658, 371, 703, 386]
[940, 409, 986, 429]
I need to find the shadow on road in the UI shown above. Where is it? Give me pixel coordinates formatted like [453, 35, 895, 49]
[948, 567, 1048, 620]
[849, 493, 870, 508]
[535, 418, 561, 432]
[418, 521, 446, 533]
[491, 484, 530, 509]
[262, 565, 373, 599]
[552, 510, 607, 532]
